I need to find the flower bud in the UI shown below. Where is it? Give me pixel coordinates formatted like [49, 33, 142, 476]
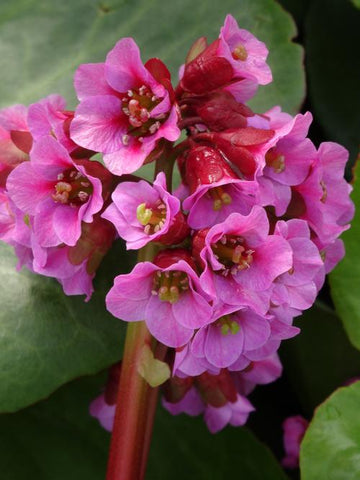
[156, 211, 190, 246]
[194, 91, 254, 131]
[154, 248, 197, 271]
[184, 145, 237, 193]
[180, 40, 234, 94]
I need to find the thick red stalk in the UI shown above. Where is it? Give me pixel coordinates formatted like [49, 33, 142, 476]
[106, 246, 162, 480]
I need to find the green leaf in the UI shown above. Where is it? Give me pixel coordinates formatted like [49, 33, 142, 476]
[330, 161, 360, 350]
[280, 302, 360, 415]
[301, 381, 360, 479]
[305, 0, 360, 167]
[0, 373, 288, 480]
[0, 0, 304, 114]
[0, 241, 132, 413]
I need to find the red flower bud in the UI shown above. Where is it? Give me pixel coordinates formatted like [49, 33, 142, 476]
[10, 130, 33, 154]
[154, 248, 197, 271]
[195, 91, 253, 131]
[192, 228, 209, 265]
[184, 145, 237, 193]
[181, 40, 234, 94]
[67, 215, 116, 274]
[156, 211, 190, 246]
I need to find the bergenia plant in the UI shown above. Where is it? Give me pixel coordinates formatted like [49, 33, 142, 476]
[0, 12, 355, 480]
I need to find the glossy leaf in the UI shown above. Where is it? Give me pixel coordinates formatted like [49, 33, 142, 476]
[0, 242, 132, 412]
[305, 0, 360, 167]
[0, 0, 304, 114]
[330, 161, 360, 350]
[301, 381, 360, 479]
[0, 373, 288, 480]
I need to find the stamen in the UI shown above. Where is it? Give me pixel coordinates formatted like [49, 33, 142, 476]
[265, 148, 285, 173]
[232, 44, 248, 61]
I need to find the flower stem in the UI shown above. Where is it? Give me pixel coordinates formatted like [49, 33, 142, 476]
[105, 245, 162, 480]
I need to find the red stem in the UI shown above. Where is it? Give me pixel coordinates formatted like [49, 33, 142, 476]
[106, 246, 164, 480]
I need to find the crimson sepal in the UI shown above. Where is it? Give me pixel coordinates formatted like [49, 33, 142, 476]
[67, 215, 116, 274]
[145, 58, 175, 103]
[191, 91, 254, 131]
[10, 130, 33, 154]
[154, 247, 197, 271]
[191, 228, 209, 265]
[156, 211, 190, 246]
[162, 375, 194, 404]
[184, 145, 237, 193]
[195, 370, 238, 407]
[180, 39, 234, 94]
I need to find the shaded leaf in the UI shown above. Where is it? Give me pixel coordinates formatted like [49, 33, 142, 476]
[305, 0, 360, 168]
[280, 302, 360, 416]
[0, 0, 304, 114]
[0, 373, 288, 480]
[0, 241, 132, 412]
[301, 381, 360, 479]
[330, 161, 360, 350]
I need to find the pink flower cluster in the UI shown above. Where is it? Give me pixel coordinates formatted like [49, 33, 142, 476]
[0, 95, 116, 299]
[1, 14, 353, 433]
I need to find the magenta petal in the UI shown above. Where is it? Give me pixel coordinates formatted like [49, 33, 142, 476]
[145, 295, 194, 348]
[105, 38, 153, 92]
[71, 95, 126, 153]
[239, 310, 271, 351]
[6, 162, 52, 215]
[89, 393, 116, 432]
[172, 290, 212, 329]
[204, 404, 232, 433]
[162, 387, 205, 416]
[31, 135, 73, 179]
[33, 199, 61, 247]
[74, 63, 116, 100]
[106, 264, 155, 321]
[53, 205, 81, 246]
[103, 143, 150, 176]
[204, 322, 244, 368]
[235, 236, 292, 291]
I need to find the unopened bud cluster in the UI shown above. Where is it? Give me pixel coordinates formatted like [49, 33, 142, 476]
[0, 15, 353, 432]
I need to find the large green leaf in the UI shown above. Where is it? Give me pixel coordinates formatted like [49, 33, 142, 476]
[0, 241, 132, 413]
[280, 302, 360, 416]
[0, 373, 288, 480]
[330, 162, 360, 350]
[305, 0, 360, 167]
[301, 381, 360, 480]
[0, 0, 304, 114]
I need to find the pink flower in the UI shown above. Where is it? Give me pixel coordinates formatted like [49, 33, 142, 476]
[0, 104, 31, 185]
[294, 142, 354, 246]
[281, 415, 309, 469]
[106, 249, 213, 348]
[181, 145, 257, 229]
[71, 38, 180, 176]
[194, 207, 293, 315]
[89, 393, 116, 432]
[28, 94, 86, 155]
[271, 219, 324, 310]
[7, 135, 105, 247]
[102, 172, 188, 249]
[218, 14, 272, 86]
[162, 369, 254, 433]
